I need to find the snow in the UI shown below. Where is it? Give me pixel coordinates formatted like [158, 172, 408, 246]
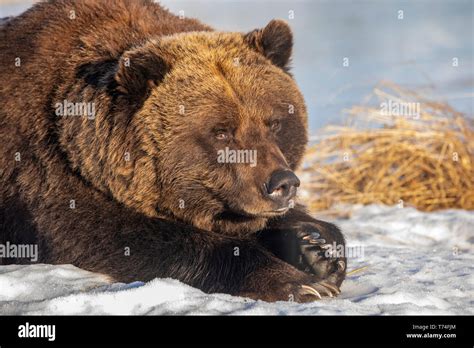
[0, 205, 472, 315]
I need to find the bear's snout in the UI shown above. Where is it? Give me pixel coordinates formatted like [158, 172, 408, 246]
[264, 170, 300, 210]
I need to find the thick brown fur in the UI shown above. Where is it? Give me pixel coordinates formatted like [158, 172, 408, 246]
[0, 0, 346, 302]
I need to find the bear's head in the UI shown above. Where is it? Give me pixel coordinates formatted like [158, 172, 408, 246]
[93, 20, 307, 236]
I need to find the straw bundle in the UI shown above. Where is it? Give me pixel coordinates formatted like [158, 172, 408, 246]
[300, 81, 474, 214]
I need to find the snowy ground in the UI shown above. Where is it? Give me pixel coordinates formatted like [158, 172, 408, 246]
[0, 205, 472, 315]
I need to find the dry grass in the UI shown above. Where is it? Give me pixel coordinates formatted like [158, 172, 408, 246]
[300, 81, 474, 215]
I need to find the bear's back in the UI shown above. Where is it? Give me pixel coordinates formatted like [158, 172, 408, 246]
[0, 0, 210, 144]
[0, 0, 209, 62]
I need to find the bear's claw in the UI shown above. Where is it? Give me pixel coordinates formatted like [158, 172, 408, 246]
[292, 222, 346, 287]
[298, 281, 340, 300]
[300, 284, 323, 299]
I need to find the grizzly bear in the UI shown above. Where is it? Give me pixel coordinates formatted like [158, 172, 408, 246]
[0, 0, 346, 302]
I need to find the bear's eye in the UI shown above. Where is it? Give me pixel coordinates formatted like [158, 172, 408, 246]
[270, 120, 281, 132]
[215, 130, 229, 140]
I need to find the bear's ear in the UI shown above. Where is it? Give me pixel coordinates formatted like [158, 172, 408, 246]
[114, 44, 171, 101]
[244, 19, 293, 69]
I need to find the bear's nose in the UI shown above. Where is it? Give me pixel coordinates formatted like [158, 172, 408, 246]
[265, 170, 300, 203]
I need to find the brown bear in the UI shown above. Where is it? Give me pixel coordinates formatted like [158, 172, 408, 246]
[0, 0, 346, 302]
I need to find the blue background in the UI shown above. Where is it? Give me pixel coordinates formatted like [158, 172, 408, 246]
[2, 0, 472, 131]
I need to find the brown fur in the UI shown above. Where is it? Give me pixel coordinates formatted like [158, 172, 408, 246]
[0, 0, 345, 302]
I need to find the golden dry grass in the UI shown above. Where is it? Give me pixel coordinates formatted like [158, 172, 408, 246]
[300, 81, 474, 215]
